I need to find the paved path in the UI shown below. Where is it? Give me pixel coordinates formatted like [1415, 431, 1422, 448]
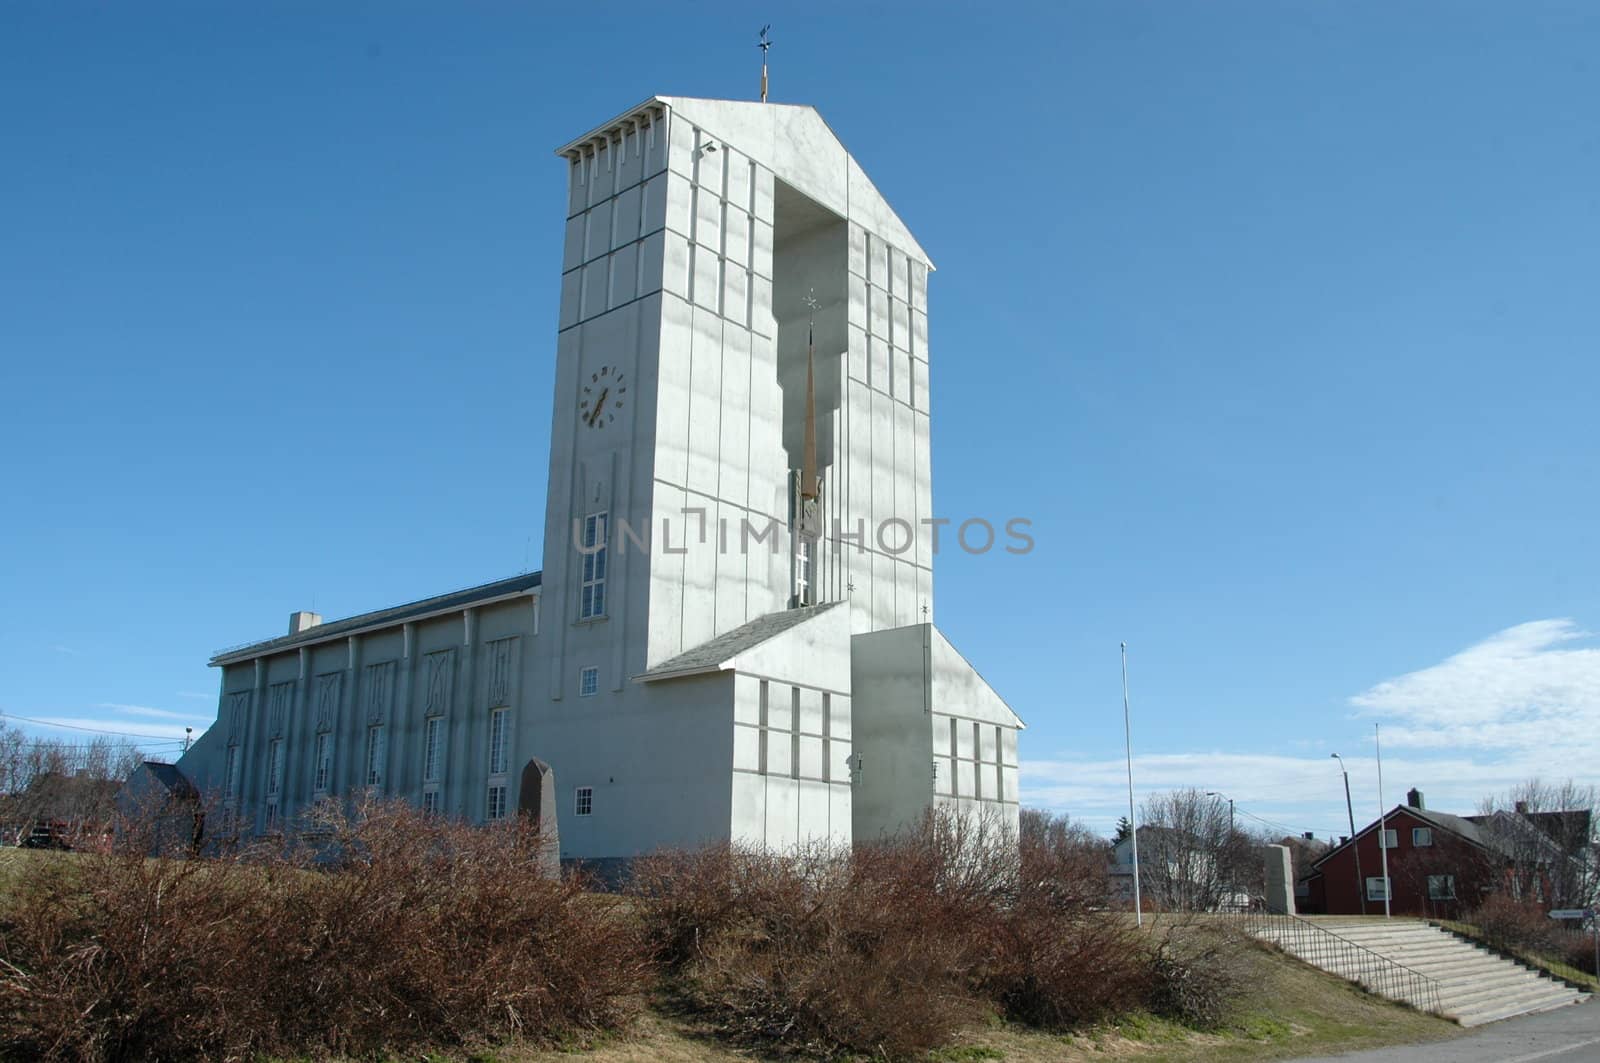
[1293, 1001, 1599, 1062]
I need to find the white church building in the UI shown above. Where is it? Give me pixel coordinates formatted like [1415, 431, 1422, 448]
[176, 96, 1023, 861]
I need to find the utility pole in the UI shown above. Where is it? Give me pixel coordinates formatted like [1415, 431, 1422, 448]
[1206, 791, 1236, 909]
[1121, 641, 1142, 927]
[1331, 753, 1367, 915]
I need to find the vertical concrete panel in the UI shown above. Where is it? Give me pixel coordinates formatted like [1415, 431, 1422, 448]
[647, 481, 687, 666]
[654, 295, 693, 486]
[724, 206, 750, 269]
[731, 772, 766, 846]
[913, 412, 933, 570]
[563, 213, 585, 271]
[691, 246, 721, 313]
[610, 245, 639, 308]
[680, 493, 718, 650]
[612, 184, 642, 250]
[687, 307, 724, 498]
[766, 776, 799, 849]
[661, 231, 692, 301]
[718, 324, 752, 511]
[724, 146, 751, 212]
[641, 171, 668, 236]
[585, 204, 613, 262]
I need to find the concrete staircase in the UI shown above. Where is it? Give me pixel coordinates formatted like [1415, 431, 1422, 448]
[1253, 916, 1590, 1026]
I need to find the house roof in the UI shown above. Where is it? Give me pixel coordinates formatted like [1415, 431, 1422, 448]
[1309, 802, 1559, 874]
[635, 602, 844, 682]
[140, 761, 198, 800]
[211, 572, 541, 666]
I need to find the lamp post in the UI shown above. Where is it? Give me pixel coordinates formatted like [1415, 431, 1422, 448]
[1331, 754, 1367, 916]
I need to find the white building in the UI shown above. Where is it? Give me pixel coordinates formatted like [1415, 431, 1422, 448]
[175, 96, 1023, 862]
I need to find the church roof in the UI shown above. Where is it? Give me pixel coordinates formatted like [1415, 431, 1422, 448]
[635, 602, 845, 682]
[556, 95, 933, 268]
[210, 572, 541, 666]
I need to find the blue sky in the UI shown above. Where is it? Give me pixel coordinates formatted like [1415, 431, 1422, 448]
[3, 2, 1597, 837]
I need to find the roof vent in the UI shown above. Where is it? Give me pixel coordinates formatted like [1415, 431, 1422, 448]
[1407, 788, 1425, 810]
[289, 611, 322, 635]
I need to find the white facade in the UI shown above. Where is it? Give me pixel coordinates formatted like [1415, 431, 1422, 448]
[176, 96, 1022, 860]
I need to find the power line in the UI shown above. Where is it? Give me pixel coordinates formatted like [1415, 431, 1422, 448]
[0, 713, 198, 742]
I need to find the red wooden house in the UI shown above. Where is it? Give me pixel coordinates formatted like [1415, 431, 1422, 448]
[1302, 788, 1566, 919]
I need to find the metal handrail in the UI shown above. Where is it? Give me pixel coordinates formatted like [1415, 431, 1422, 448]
[1243, 909, 1443, 1015]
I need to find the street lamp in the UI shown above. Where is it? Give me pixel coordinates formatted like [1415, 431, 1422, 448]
[1331, 754, 1367, 916]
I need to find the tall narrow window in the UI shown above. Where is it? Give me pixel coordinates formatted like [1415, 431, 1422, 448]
[423, 717, 443, 783]
[266, 740, 283, 797]
[422, 790, 440, 815]
[488, 708, 509, 776]
[580, 512, 608, 619]
[580, 666, 599, 697]
[575, 786, 593, 816]
[224, 744, 239, 795]
[365, 725, 384, 787]
[313, 733, 332, 794]
[795, 538, 813, 605]
[487, 785, 508, 822]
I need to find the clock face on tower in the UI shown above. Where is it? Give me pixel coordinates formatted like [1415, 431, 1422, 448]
[579, 365, 626, 431]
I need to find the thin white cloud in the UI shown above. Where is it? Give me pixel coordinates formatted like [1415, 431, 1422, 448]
[96, 703, 191, 721]
[1025, 619, 1600, 838]
[175, 691, 214, 701]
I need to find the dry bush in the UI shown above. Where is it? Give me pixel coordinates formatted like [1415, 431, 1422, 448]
[979, 810, 1153, 1030]
[0, 797, 649, 1062]
[1147, 924, 1251, 1029]
[630, 812, 1008, 1059]
[1470, 894, 1566, 956]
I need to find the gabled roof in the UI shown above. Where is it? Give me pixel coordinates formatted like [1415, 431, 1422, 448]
[1309, 803, 1532, 873]
[556, 95, 933, 268]
[211, 572, 541, 666]
[636, 602, 845, 682]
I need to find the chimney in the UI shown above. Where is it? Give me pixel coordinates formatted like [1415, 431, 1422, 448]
[1514, 800, 1529, 815]
[1303, 831, 1315, 841]
[1407, 788, 1424, 810]
[1340, 835, 1350, 845]
[289, 611, 322, 635]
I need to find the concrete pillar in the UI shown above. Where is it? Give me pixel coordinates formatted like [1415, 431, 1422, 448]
[1264, 844, 1296, 915]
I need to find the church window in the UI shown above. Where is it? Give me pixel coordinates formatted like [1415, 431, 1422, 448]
[423, 717, 443, 783]
[489, 708, 509, 775]
[265, 802, 279, 830]
[487, 784, 507, 821]
[795, 538, 813, 606]
[580, 666, 599, 697]
[266, 740, 283, 798]
[366, 725, 385, 787]
[580, 512, 608, 619]
[422, 790, 440, 815]
[314, 733, 332, 794]
[575, 786, 593, 816]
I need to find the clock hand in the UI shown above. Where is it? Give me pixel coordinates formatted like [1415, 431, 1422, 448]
[589, 389, 608, 425]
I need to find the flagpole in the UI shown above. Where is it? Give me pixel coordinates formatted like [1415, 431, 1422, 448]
[1122, 641, 1142, 927]
[1376, 723, 1391, 918]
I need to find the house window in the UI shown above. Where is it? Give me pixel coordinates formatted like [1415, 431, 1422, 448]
[314, 733, 332, 794]
[580, 512, 608, 619]
[266, 740, 283, 797]
[423, 717, 443, 783]
[1413, 827, 1433, 847]
[489, 708, 509, 775]
[1366, 876, 1391, 901]
[487, 784, 507, 821]
[580, 666, 599, 697]
[1428, 875, 1456, 900]
[422, 790, 440, 815]
[575, 786, 593, 816]
[365, 725, 385, 787]
[1378, 829, 1398, 849]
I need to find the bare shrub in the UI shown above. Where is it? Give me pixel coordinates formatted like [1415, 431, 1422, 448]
[630, 812, 1007, 1059]
[1470, 894, 1567, 956]
[1147, 924, 1250, 1029]
[0, 796, 649, 1061]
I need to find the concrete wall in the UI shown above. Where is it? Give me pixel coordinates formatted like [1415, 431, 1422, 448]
[850, 625, 934, 841]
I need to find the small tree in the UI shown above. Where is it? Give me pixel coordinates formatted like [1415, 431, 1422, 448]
[1136, 789, 1242, 912]
[1477, 779, 1598, 910]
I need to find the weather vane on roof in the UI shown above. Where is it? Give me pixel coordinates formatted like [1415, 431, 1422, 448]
[759, 25, 772, 103]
